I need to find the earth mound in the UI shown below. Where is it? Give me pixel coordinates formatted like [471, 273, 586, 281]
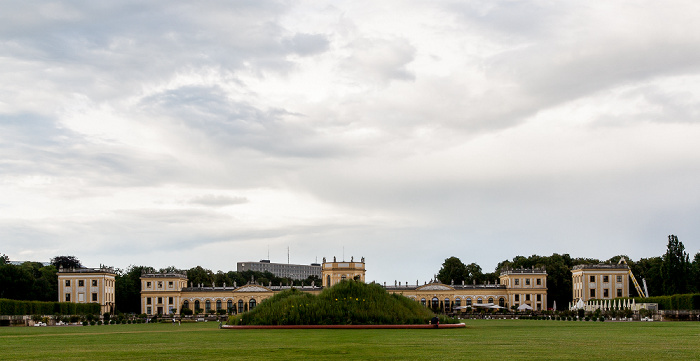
[228, 281, 437, 326]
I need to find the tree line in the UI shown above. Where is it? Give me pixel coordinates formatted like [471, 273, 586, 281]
[437, 235, 700, 309]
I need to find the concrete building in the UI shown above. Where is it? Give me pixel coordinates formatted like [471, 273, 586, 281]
[57, 266, 116, 315]
[571, 263, 630, 302]
[237, 260, 321, 280]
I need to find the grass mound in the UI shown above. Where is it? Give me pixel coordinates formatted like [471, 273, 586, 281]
[228, 281, 437, 325]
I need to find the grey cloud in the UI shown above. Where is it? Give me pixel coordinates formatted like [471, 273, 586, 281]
[343, 37, 416, 84]
[188, 195, 248, 207]
[283, 33, 330, 56]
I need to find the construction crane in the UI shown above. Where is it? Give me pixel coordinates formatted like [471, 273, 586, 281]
[618, 258, 648, 298]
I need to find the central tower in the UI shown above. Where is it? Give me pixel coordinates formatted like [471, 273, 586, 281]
[322, 256, 366, 287]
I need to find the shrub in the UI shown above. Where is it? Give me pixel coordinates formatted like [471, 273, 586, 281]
[82, 321, 88, 326]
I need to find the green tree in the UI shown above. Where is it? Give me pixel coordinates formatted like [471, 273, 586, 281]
[50, 255, 82, 269]
[436, 257, 467, 285]
[0, 253, 8, 265]
[464, 263, 484, 284]
[691, 252, 700, 293]
[661, 235, 691, 295]
[631, 256, 662, 297]
[115, 265, 155, 314]
[187, 266, 214, 287]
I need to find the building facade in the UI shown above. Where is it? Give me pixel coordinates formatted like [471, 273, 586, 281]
[572, 263, 630, 302]
[139, 258, 547, 315]
[57, 267, 116, 315]
[237, 260, 321, 280]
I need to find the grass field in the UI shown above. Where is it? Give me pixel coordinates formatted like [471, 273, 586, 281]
[0, 319, 698, 360]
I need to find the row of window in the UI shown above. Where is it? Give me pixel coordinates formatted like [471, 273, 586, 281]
[145, 281, 175, 289]
[419, 297, 506, 308]
[65, 293, 99, 302]
[182, 299, 256, 313]
[578, 288, 623, 298]
[513, 278, 543, 286]
[514, 294, 541, 302]
[65, 279, 106, 287]
[574, 275, 624, 283]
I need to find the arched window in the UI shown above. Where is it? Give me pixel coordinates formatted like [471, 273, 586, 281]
[431, 297, 439, 309]
[205, 300, 211, 311]
[488, 297, 494, 304]
[237, 300, 244, 313]
[499, 298, 505, 307]
[227, 300, 233, 313]
[249, 298, 257, 309]
[327, 275, 331, 287]
[194, 300, 200, 311]
[445, 298, 451, 310]
[477, 298, 482, 304]
[455, 298, 461, 307]
[216, 300, 222, 311]
[421, 298, 426, 306]
[183, 300, 189, 309]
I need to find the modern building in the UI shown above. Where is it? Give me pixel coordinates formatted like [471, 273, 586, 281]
[237, 260, 321, 280]
[571, 263, 630, 302]
[57, 266, 116, 315]
[139, 258, 547, 316]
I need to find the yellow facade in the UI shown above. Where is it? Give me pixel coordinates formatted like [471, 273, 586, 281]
[321, 257, 366, 287]
[571, 264, 630, 302]
[139, 260, 548, 315]
[57, 267, 116, 315]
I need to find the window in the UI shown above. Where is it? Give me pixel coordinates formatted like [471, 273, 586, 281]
[249, 299, 256, 309]
[537, 294, 541, 301]
[169, 281, 173, 288]
[488, 297, 494, 304]
[603, 276, 609, 283]
[421, 298, 426, 307]
[147, 298, 152, 305]
[477, 298, 483, 304]
[227, 300, 233, 312]
[536, 278, 542, 286]
[183, 300, 189, 309]
[78, 293, 85, 302]
[169, 297, 174, 305]
[205, 300, 211, 311]
[147, 282, 151, 288]
[78, 280, 84, 287]
[525, 294, 530, 301]
[157, 297, 163, 304]
[466, 298, 472, 306]
[194, 300, 200, 311]
[590, 289, 596, 298]
[92, 293, 98, 302]
[499, 298, 505, 307]
[92, 280, 97, 287]
[444, 298, 450, 310]
[65, 280, 70, 287]
[147, 307, 152, 315]
[238, 300, 244, 313]
[515, 295, 520, 302]
[590, 276, 595, 282]
[432, 297, 439, 308]
[617, 289, 623, 297]
[525, 279, 530, 285]
[514, 279, 520, 286]
[455, 298, 461, 307]
[157, 282, 163, 288]
[216, 300, 222, 311]
[617, 276, 622, 283]
[65, 293, 71, 302]
[604, 289, 609, 298]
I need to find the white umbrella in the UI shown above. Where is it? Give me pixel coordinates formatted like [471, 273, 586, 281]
[517, 304, 533, 311]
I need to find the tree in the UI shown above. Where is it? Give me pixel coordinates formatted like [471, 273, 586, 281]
[50, 255, 82, 269]
[115, 265, 155, 314]
[187, 266, 214, 287]
[0, 253, 8, 265]
[661, 235, 691, 295]
[437, 257, 467, 285]
[465, 263, 484, 284]
[691, 252, 700, 293]
[631, 256, 663, 297]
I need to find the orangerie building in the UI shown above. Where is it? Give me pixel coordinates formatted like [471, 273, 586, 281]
[59, 257, 548, 316]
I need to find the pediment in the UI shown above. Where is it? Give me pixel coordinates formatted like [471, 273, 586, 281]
[235, 285, 272, 292]
[416, 283, 455, 291]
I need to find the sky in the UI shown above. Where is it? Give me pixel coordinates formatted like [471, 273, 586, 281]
[2, 1, 699, 283]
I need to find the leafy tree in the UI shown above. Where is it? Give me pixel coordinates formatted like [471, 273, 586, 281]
[465, 263, 485, 284]
[187, 266, 214, 287]
[692, 252, 700, 293]
[437, 257, 467, 285]
[115, 265, 155, 314]
[661, 235, 691, 295]
[0, 253, 8, 265]
[631, 256, 662, 297]
[50, 255, 82, 269]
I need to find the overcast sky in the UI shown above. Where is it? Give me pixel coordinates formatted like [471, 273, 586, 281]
[2, 1, 699, 283]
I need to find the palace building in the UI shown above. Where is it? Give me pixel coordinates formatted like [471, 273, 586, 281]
[237, 259, 321, 280]
[57, 266, 116, 315]
[138, 257, 547, 316]
[571, 263, 631, 302]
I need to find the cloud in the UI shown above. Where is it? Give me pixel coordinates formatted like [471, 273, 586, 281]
[187, 195, 248, 207]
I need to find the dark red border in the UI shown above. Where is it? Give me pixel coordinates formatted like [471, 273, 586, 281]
[221, 323, 465, 329]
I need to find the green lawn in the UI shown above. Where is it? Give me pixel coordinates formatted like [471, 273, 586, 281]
[0, 320, 698, 360]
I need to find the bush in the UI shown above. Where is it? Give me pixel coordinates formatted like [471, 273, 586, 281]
[82, 321, 88, 326]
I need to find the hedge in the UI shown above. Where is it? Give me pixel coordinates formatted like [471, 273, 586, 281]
[630, 294, 700, 310]
[0, 299, 100, 316]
